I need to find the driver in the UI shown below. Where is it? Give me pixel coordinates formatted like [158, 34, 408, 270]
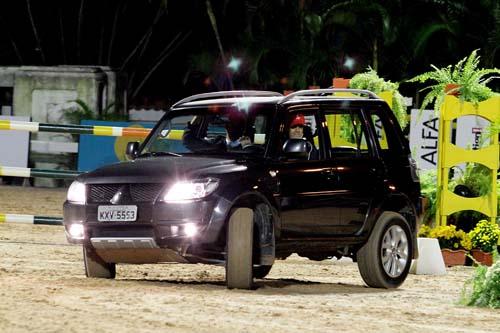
[225, 112, 251, 149]
[284, 114, 318, 160]
[288, 114, 307, 139]
[182, 119, 225, 152]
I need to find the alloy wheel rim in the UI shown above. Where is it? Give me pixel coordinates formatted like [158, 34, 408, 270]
[380, 225, 408, 278]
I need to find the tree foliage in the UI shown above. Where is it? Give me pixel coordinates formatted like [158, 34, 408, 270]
[0, 1, 498, 103]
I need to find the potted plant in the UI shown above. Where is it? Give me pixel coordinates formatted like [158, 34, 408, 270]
[349, 68, 408, 129]
[468, 219, 500, 266]
[460, 254, 499, 309]
[407, 49, 500, 113]
[417, 224, 432, 238]
[427, 225, 472, 266]
[419, 169, 438, 224]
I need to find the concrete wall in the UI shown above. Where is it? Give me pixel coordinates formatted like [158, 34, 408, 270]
[0, 65, 126, 119]
[12, 66, 106, 119]
[0, 67, 16, 87]
[0, 66, 125, 187]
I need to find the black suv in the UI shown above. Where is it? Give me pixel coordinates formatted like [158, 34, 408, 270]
[64, 89, 421, 289]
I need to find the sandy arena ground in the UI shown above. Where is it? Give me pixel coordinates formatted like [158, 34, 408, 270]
[0, 184, 499, 333]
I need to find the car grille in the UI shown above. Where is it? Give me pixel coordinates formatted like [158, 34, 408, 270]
[88, 184, 164, 203]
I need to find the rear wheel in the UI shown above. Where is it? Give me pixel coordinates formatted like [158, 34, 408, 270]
[83, 245, 116, 279]
[226, 208, 254, 289]
[357, 212, 412, 288]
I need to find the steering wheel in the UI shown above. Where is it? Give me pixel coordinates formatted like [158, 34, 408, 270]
[212, 135, 227, 145]
[242, 144, 264, 153]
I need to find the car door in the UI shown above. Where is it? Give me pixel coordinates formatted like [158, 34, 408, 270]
[366, 106, 418, 198]
[319, 107, 386, 235]
[274, 108, 342, 238]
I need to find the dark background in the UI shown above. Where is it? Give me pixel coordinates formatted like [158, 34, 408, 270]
[0, 0, 498, 109]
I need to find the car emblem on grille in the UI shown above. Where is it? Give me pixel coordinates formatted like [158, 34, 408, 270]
[110, 185, 131, 204]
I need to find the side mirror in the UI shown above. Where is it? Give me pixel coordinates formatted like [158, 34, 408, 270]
[283, 139, 309, 159]
[126, 141, 140, 159]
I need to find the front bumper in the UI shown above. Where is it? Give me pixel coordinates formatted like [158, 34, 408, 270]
[63, 195, 232, 251]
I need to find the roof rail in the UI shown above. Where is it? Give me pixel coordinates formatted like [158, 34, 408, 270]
[171, 90, 283, 108]
[279, 88, 380, 104]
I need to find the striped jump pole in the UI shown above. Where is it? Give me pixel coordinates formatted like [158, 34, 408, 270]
[0, 168, 72, 225]
[0, 119, 152, 137]
[0, 120, 150, 226]
[0, 166, 80, 179]
[0, 214, 62, 225]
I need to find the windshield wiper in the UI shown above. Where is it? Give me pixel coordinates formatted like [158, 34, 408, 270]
[138, 151, 181, 158]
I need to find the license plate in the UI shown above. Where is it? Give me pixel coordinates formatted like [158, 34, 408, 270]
[98, 205, 137, 222]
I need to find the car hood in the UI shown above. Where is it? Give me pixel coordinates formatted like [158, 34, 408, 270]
[79, 156, 248, 184]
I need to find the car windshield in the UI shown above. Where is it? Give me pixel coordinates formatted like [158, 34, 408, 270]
[140, 103, 274, 157]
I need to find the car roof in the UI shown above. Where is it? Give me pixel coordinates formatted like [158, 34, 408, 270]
[179, 96, 283, 108]
[171, 89, 385, 110]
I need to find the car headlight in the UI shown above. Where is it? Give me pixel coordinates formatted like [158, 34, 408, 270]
[67, 181, 86, 204]
[163, 178, 219, 202]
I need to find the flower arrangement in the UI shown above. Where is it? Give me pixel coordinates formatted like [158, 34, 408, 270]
[424, 224, 472, 251]
[417, 224, 431, 238]
[469, 219, 500, 253]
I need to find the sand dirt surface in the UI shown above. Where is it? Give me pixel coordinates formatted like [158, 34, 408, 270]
[0, 185, 499, 333]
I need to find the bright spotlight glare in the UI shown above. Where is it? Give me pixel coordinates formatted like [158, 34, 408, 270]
[227, 57, 242, 72]
[343, 56, 356, 70]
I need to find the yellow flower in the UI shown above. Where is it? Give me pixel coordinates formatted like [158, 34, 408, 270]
[469, 219, 500, 252]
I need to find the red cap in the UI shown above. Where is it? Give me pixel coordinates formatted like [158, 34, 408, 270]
[290, 114, 305, 127]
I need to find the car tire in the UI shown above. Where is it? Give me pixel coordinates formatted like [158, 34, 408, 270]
[357, 211, 412, 289]
[83, 245, 116, 279]
[226, 207, 254, 289]
[253, 265, 273, 279]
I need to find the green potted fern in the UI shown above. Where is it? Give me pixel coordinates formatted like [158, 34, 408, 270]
[460, 253, 499, 309]
[349, 68, 408, 129]
[407, 49, 500, 113]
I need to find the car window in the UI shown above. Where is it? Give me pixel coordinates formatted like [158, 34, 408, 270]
[367, 109, 404, 154]
[142, 105, 273, 156]
[370, 114, 389, 149]
[253, 114, 268, 144]
[323, 110, 371, 158]
[279, 110, 321, 161]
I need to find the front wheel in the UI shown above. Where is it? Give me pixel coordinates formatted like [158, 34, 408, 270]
[357, 212, 413, 288]
[226, 208, 254, 289]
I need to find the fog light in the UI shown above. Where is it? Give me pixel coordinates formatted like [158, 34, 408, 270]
[170, 225, 179, 236]
[69, 224, 84, 239]
[183, 223, 198, 237]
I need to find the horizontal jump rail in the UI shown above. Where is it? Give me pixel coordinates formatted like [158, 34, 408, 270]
[0, 166, 80, 179]
[0, 119, 151, 137]
[1, 120, 150, 227]
[0, 214, 62, 225]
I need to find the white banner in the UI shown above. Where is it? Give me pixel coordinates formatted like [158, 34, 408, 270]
[456, 115, 490, 150]
[0, 116, 30, 168]
[409, 110, 493, 172]
[409, 109, 439, 170]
